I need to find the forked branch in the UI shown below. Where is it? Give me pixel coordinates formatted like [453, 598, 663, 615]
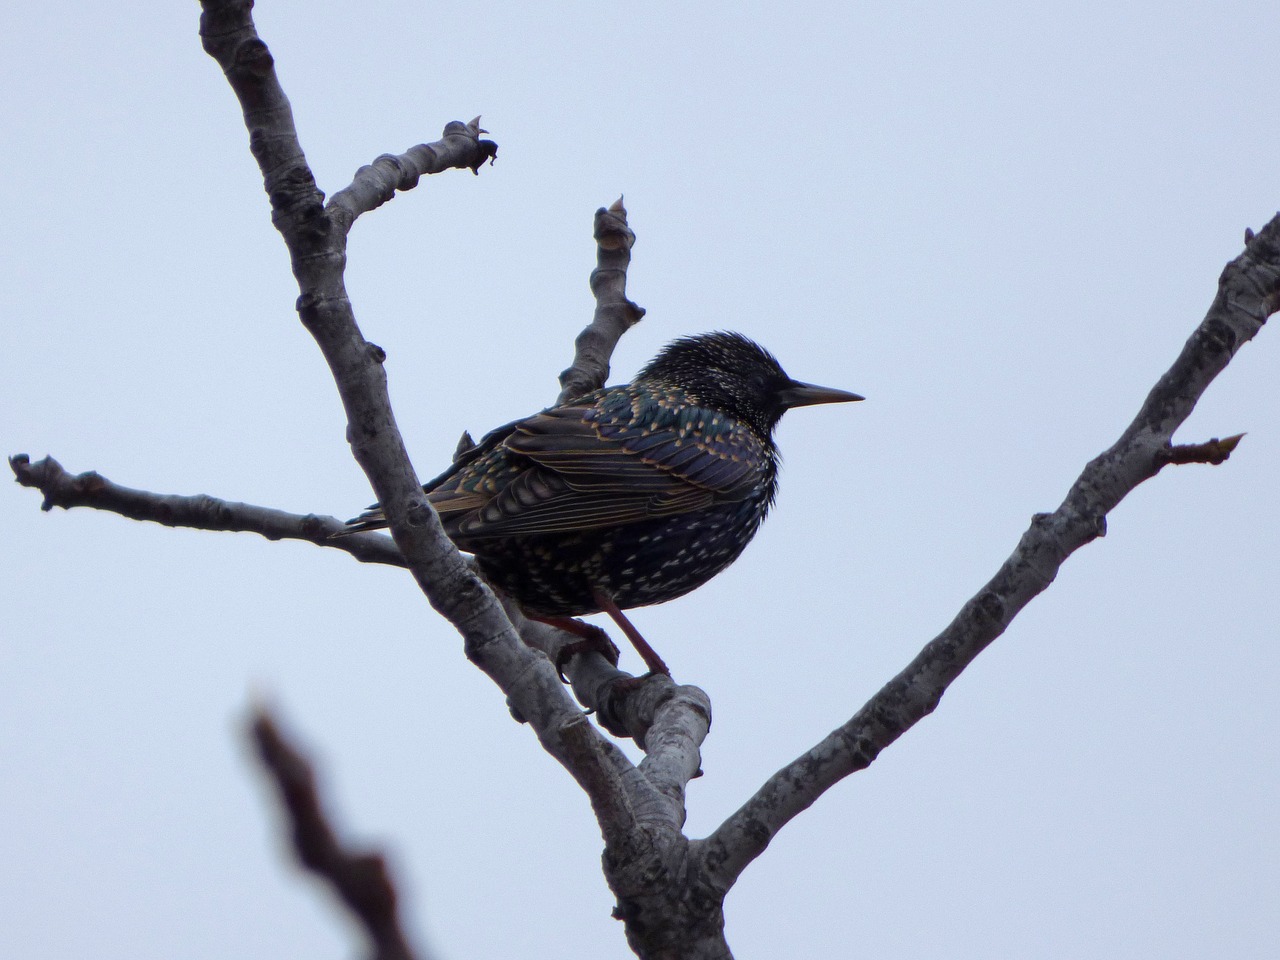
[194, 8, 705, 926]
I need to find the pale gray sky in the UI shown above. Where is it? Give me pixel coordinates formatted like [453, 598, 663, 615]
[3, 2, 1277, 958]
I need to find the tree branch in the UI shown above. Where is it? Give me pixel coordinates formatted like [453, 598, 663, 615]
[1162, 432, 1245, 465]
[545, 199, 713, 827]
[7, 454, 405, 565]
[699, 213, 1280, 891]
[557, 198, 647, 404]
[197, 0, 644, 848]
[249, 705, 427, 960]
[20, 4, 1263, 954]
[543, 200, 714, 798]
[7, 449, 696, 756]
[328, 117, 498, 230]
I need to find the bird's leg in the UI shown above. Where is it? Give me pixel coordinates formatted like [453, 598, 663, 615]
[592, 590, 671, 678]
[532, 614, 621, 682]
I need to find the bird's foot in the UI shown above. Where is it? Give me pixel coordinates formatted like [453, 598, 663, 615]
[608, 668, 671, 694]
[533, 616, 622, 682]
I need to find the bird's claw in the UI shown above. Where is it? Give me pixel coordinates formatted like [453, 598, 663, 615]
[553, 623, 621, 682]
[607, 668, 670, 694]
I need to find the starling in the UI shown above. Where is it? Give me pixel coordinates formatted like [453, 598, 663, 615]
[343, 331, 862, 675]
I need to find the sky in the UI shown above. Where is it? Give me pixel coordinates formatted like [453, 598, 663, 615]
[2, 2, 1277, 958]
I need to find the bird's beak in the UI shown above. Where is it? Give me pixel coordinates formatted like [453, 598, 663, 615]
[777, 380, 865, 409]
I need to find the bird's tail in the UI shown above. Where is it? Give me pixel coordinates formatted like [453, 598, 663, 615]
[328, 505, 388, 538]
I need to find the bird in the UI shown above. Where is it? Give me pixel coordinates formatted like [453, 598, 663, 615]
[342, 331, 862, 676]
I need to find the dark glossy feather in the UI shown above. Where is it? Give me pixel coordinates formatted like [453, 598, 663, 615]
[429, 383, 763, 539]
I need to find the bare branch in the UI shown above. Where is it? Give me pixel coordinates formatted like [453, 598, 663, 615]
[8, 454, 405, 566]
[544, 199, 713, 825]
[699, 213, 1280, 890]
[9, 449, 702, 760]
[557, 198, 647, 403]
[197, 0, 643, 836]
[249, 705, 427, 960]
[328, 118, 498, 229]
[635, 687, 712, 828]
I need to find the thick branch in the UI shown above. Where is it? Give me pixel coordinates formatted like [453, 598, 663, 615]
[699, 212, 1280, 891]
[197, 0, 638, 838]
[249, 706, 427, 960]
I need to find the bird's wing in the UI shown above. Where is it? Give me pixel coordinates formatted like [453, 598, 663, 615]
[439, 470, 713, 538]
[515, 388, 769, 494]
[437, 389, 769, 539]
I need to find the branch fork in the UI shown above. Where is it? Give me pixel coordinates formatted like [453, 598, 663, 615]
[11, 3, 1276, 957]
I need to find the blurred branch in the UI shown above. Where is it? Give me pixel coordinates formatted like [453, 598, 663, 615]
[249, 706, 427, 960]
[699, 213, 1280, 891]
[1163, 432, 1245, 465]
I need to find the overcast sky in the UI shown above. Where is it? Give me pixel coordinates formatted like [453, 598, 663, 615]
[3, 2, 1277, 958]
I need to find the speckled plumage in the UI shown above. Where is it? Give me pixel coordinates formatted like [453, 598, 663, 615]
[345, 332, 862, 670]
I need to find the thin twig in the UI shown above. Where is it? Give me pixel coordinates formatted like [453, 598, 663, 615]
[8, 454, 405, 566]
[557, 197, 646, 404]
[328, 117, 498, 229]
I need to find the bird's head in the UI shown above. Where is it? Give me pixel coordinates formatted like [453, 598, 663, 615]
[637, 331, 863, 437]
